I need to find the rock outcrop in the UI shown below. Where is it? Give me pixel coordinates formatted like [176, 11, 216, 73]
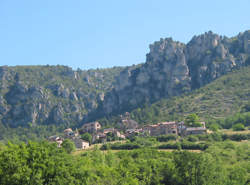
[101, 30, 250, 114]
[0, 30, 250, 129]
[0, 65, 124, 128]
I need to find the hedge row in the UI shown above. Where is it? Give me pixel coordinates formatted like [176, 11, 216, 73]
[158, 142, 209, 151]
[156, 135, 178, 142]
[100, 143, 141, 150]
[186, 133, 250, 142]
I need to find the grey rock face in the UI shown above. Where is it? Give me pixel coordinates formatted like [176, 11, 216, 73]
[1, 30, 250, 128]
[102, 30, 250, 115]
[0, 65, 123, 128]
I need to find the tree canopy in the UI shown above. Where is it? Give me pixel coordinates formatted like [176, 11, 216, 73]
[185, 114, 202, 127]
[0, 140, 248, 185]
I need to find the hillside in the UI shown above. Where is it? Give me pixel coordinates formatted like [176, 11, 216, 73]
[96, 30, 250, 117]
[1, 30, 250, 141]
[0, 65, 125, 141]
[126, 66, 250, 125]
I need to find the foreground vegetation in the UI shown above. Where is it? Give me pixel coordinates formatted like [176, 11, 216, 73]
[0, 137, 249, 185]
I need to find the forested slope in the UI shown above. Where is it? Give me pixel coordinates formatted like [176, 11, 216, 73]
[0, 65, 124, 141]
[98, 66, 250, 127]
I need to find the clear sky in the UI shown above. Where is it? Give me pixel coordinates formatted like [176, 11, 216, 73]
[0, 0, 249, 70]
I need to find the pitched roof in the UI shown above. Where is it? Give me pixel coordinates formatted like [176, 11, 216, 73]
[64, 128, 73, 132]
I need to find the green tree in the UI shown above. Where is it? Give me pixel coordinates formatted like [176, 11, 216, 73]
[61, 139, 75, 154]
[232, 123, 245, 131]
[185, 114, 202, 127]
[169, 151, 225, 185]
[0, 141, 81, 185]
[209, 123, 220, 131]
[81, 133, 92, 143]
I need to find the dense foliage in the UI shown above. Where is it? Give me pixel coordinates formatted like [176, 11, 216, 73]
[0, 140, 249, 185]
[214, 111, 250, 129]
[80, 133, 92, 143]
[61, 139, 76, 154]
[158, 142, 209, 150]
[184, 114, 202, 127]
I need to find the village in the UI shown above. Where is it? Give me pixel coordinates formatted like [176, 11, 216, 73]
[48, 112, 207, 150]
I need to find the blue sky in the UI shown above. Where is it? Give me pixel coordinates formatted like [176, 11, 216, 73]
[0, 0, 249, 70]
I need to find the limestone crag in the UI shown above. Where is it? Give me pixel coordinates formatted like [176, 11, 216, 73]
[102, 30, 250, 114]
[0, 30, 250, 129]
[0, 66, 124, 128]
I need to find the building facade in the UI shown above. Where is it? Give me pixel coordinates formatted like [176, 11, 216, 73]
[80, 121, 101, 133]
[73, 138, 89, 149]
[143, 122, 177, 136]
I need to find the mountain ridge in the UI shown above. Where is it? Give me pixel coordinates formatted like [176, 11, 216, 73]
[0, 30, 250, 140]
[93, 30, 250, 118]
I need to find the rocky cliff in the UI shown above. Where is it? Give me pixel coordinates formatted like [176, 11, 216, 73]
[101, 30, 250, 115]
[0, 65, 124, 129]
[0, 30, 250, 133]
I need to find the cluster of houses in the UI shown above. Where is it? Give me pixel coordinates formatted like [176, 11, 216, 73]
[79, 121, 126, 143]
[48, 128, 89, 150]
[48, 112, 207, 150]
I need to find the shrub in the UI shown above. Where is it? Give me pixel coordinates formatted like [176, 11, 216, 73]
[61, 139, 75, 154]
[222, 134, 249, 141]
[156, 135, 177, 142]
[158, 142, 209, 151]
[209, 133, 223, 141]
[232, 123, 245, 131]
[101, 142, 141, 150]
[209, 123, 220, 131]
[80, 133, 92, 143]
[187, 135, 199, 142]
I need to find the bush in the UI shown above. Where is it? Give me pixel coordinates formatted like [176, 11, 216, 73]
[156, 135, 177, 142]
[196, 134, 210, 141]
[158, 142, 209, 151]
[209, 133, 223, 141]
[232, 123, 245, 131]
[101, 142, 141, 150]
[187, 135, 199, 142]
[209, 123, 220, 131]
[61, 139, 75, 154]
[185, 114, 202, 127]
[81, 133, 92, 143]
[222, 134, 249, 141]
[158, 143, 178, 149]
[181, 141, 209, 150]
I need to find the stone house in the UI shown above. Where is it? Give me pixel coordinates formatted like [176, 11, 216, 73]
[115, 130, 126, 139]
[143, 122, 177, 136]
[48, 135, 63, 147]
[103, 128, 115, 134]
[125, 128, 142, 134]
[104, 128, 126, 139]
[64, 128, 79, 138]
[178, 121, 207, 136]
[118, 119, 139, 130]
[72, 138, 89, 149]
[92, 128, 126, 143]
[92, 132, 107, 143]
[80, 121, 101, 134]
